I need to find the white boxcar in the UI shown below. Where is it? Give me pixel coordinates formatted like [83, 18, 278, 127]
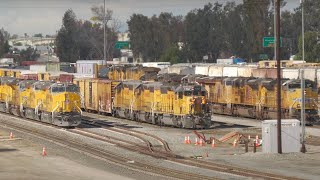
[304, 68, 316, 81]
[180, 67, 195, 75]
[282, 69, 299, 79]
[208, 65, 223, 77]
[237, 67, 254, 77]
[30, 64, 46, 72]
[223, 66, 238, 77]
[195, 65, 209, 75]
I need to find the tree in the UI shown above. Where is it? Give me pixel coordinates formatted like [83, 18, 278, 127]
[128, 13, 185, 62]
[184, 3, 226, 63]
[0, 28, 10, 57]
[55, 9, 80, 63]
[296, 31, 320, 62]
[34, 33, 43, 38]
[160, 45, 182, 64]
[90, 6, 121, 61]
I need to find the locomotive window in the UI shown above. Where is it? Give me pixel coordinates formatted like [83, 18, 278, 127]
[202, 91, 206, 96]
[66, 85, 79, 92]
[288, 84, 300, 89]
[178, 92, 183, 99]
[51, 86, 65, 93]
[225, 81, 232, 86]
[184, 91, 192, 96]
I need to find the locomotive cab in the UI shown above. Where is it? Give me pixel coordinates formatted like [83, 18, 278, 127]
[174, 85, 211, 128]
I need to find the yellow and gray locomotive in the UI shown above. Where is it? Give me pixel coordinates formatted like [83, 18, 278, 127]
[0, 77, 81, 127]
[112, 81, 211, 128]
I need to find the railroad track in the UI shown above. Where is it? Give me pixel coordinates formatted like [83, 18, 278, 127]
[80, 114, 302, 180]
[0, 113, 303, 180]
[81, 118, 171, 152]
[0, 116, 215, 180]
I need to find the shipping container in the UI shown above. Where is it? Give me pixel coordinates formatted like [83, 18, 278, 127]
[223, 66, 238, 77]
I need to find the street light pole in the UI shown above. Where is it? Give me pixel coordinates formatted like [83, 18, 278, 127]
[301, 70, 306, 153]
[103, 0, 106, 62]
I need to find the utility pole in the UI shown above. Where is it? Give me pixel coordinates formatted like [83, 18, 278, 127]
[301, 0, 305, 63]
[275, 0, 282, 154]
[274, 0, 276, 60]
[301, 70, 306, 153]
[103, 0, 106, 62]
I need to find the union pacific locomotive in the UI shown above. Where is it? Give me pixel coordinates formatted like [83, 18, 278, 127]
[0, 77, 82, 127]
[74, 78, 211, 129]
[197, 77, 318, 123]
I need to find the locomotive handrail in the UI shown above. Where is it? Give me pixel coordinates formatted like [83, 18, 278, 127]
[74, 101, 83, 115]
[51, 103, 60, 119]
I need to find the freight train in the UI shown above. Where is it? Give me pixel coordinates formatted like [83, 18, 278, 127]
[197, 77, 319, 124]
[74, 78, 212, 129]
[0, 77, 82, 127]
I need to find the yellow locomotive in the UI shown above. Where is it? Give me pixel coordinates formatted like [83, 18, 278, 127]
[197, 77, 318, 123]
[0, 77, 81, 127]
[113, 81, 211, 128]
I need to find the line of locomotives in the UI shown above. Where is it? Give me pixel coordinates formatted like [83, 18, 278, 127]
[0, 77, 82, 127]
[197, 76, 319, 124]
[0, 64, 318, 128]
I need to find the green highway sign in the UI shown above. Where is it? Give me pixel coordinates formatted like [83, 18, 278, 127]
[115, 41, 130, 49]
[263, 37, 282, 47]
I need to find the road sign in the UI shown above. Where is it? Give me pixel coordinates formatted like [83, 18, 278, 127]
[115, 41, 130, 49]
[263, 37, 282, 47]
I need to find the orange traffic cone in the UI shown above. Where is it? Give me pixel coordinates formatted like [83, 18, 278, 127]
[184, 136, 188, 144]
[42, 147, 47, 156]
[9, 132, 13, 139]
[255, 135, 259, 147]
[255, 139, 260, 147]
[199, 139, 204, 146]
[211, 139, 215, 148]
[233, 139, 237, 147]
[187, 136, 191, 144]
[195, 138, 199, 146]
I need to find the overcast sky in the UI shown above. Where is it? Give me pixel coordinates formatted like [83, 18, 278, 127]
[0, 0, 300, 36]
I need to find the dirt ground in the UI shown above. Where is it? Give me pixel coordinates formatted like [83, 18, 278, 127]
[0, 130, 133, 180]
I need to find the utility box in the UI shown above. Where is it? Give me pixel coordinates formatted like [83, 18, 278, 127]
[262, 119, 301, 153]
